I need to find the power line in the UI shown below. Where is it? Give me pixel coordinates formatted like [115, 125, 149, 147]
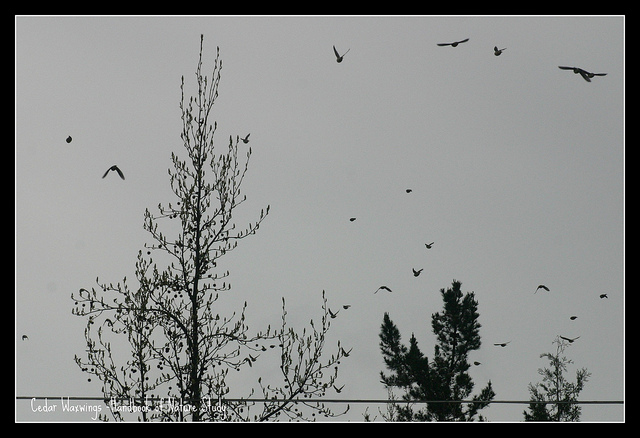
[16, 396, 623, 405]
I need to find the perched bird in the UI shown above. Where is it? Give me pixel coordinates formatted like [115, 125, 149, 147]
[21, 334, 29, 341]
[328, 308, 339, 319]
[66, 136, 72, 143]
[570, 316, 578, 320]
[425, 242, 434, 249]
[437, 38, 469, 47]
[535, 284, 550, 294]
[493, 46, 506, 56]
[558, 66, 607, 82]
[600, 294, 609, 299]
[333, 384, 345, 393]
[349, 217, 356, 222]
[241, 133, 250, 144]
[473, 361, 481, 366]
[333, 45, 350, 63]
[494, 341, 511, 347]
[559, 335, 580, 343]
[102, 165, 125, 180]
[342, 305, 351, 310]
[412, 268, 424, 277]
[375, 285, 393, 294]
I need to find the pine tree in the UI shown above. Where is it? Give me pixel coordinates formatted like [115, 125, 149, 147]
[379, 280, 495, 421]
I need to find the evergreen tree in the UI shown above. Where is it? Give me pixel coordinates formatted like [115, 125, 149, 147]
[523, 336, 591, 421]
[379, 280, 495, 421]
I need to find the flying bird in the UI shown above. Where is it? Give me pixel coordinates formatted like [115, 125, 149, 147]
[412, 268, 424, 277]
[570, 316, 578, 320]
[494, 341, 511, 347]
[328, 308, 339, 319]
[349, 217, 356, 222]
[405, 188, 412, 193]
[66, 136, 72, 143]
[21, 335, 29, 341]
[493, 46, 506, 56]
[102, 165, 125, 180]
[473, 361, 481, 366]
[241, 133, 250, 144]
[340, 347, 353, 357]
[437, 38, 469, 47]
[535, 285, 550, 294]
[558, 66, 607, 82]
[425, 242, 434, 249]
[333, 45, 350, 63]
[333, 384, 345, 393]
[559, 335, 580, 343]
[342, 305, 351, 310]
[600, 294, 609, 299]
[375, 285, 393, 294]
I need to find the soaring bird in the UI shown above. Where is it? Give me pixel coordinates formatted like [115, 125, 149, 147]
[333, 45, 350, 63]
[473, 361, 481, 366]
[375, 285, 393, 294]
[570, 316, 578, 320]
[425, 242, 434, 249]
[66, 136, 72, 143]
[342, 305, 351, 310]
[558, 66, 607, 82]
[349, 217, 356, 222]
[412, 268, 424, 277]
[241, 133, 250, 144]
[102, 165, 125, 180]
[600, 294, 609, 299]
[437, 38, 469, 47]
[406, 188, 412, 193]
[340, 347, 353, 357]
[535, 284, 550, 294]
[333, 384, 345, 393]
[494, 341, 511, 347]
[21, 335, 29, 341]
[494, 46, 506, 56]
[559, 335, 580, 343]
[328, 308, 339, 319]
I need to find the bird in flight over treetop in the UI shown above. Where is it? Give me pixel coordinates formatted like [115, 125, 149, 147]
[494, 46, 506, 56]
[102, 165, 125, 180]
[375, 285, 393, 294]
[333, 384, 345, 393]
[600, 294, 609, 299]
[473, 361, 481, 366]
[22, 335, 29, 341]
[328, 308, 339, 319]
[494, 341, 511, 347]
[558, 66, 607, 82]
[437, 38, 469, 47]
[425, 242, 434, 249]
[559, 335, 580, 343]
[333, 45, 350, 63]
[342, 305, 351, 309]
[66, 136, 72, 143]
[535, 284, 550, 294]
[241, 134, 250, 143]
[412, 268, 424, 277]
[349, 217, 356, 222]
[570, 316, 578, 320]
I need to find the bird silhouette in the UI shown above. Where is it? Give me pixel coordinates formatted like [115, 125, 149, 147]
[558, 66, 607, 82]
[22, 334, 29, 341]
[375, 285, 393, 294]
[412, 268, 423, 277]
[102, 165, 125, 180]
[559, 335, 580, 343]
[600, 294, 609, 299]
[405, 188, 412, 193]
[341, 347, 353, 357]
[349, 217, 356, 222]
[333, 45, 350, 63]
[241, 134, 250, 144]
[437, 38, 469, 47]
[494, 341, 511, 347]
[328, 308, 339, 319]
[570, 316, 578, 320]
[473, 361, 481, 366]
[333, 384, 345, 393]
[425, 242, 434, 249]
[535, 284, 550, 294]
[494, 46, 506, 56]
[342, 305, 351, 310]
[66, 136, 72, 143]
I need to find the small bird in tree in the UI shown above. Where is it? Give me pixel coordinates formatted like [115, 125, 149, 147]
[333, 45, 350, 63]
[240, 133, 250, 144]
[375, 285, 393, 294]
[437, 38, 469, 47]
[559, 335, 580, 343]
[21, 334, 29, 341]
[600, 294, 609, 299]
[535, 284, 550, 294]
[328, 308, 339, 319]
[558, 66, 607, 82]
[66, 136, 72, 143]
[102, 165, 125, 180]
[493, 46, 507, 56]
[333, 384, 345, 393]
[412, 268, 424, 277]
[425, 242, 434, 249]
[494, 341, 511, 347]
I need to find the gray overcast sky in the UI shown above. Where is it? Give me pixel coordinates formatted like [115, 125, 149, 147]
[16, 16, 624, 421]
